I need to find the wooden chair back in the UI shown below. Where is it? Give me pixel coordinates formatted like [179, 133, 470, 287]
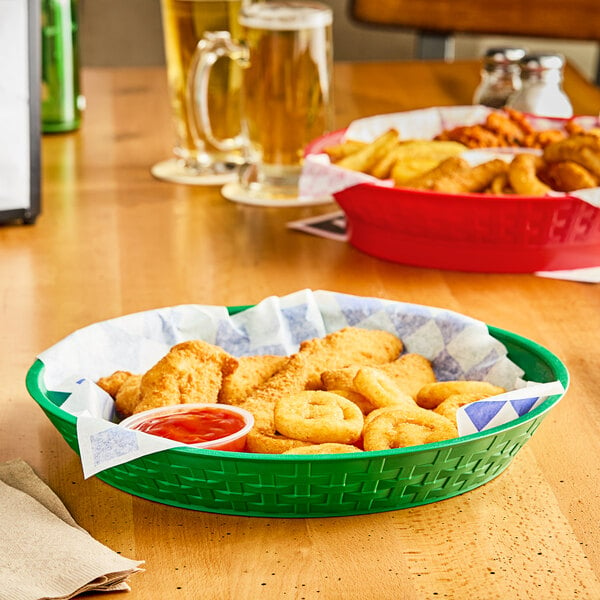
[350, 0, 600, 83]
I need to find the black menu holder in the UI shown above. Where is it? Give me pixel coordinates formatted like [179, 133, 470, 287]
[0, 0, 41, 225]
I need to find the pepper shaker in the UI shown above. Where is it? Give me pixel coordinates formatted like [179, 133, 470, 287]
[473, 47, 527, 109]
[506, 53, 573, 118]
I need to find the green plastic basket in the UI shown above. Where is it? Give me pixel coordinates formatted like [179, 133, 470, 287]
[26, 308, 569, 517]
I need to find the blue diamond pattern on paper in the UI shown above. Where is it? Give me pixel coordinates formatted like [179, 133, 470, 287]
[510, 397, 539, 416]
[464, 400, 506, 431]
[433, 316, 467, 345]
[432, 349, 464, 381]
[215, 321, 251, 354]
[281, 305, 320, 344]
[387, 308, 432, 339]
[335, 294, 385, 326]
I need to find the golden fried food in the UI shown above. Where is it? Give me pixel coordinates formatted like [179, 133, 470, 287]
[375, 140, 466, 182]
[431, 158, 508, 194]
[335, 129, 400, 173]
[114, 374, 142, 418]
[486, 172, 512, 195]
[541, 160, 599, 192]
[274, 391, 364, 445]
[239, 328, 403, 449]
[328, 388, 375, 415]
[245, 429, 309, 454]
[218, 354, 288, 406]
[433, 392, 490, 425]
[402, 156, 471, 190]
[321, 352, 435, 407]
[507, 153, 551, 196]
[323, 139, 367, 162]
[96, 370, 134, 398]
[381, 353, 437, 397]
[294, 327, 403, 391]
[100, 328, 519, 455]
[416, 380, 506, 410]
[362, 404, 458, 451]
[133, 340, 239, 414]
[283, 443, 362, 455]
[543, 133, 600, 179]
[353, 367, 416, 409]
[435, 109, 534, 148]
[322, 109, 599, 195]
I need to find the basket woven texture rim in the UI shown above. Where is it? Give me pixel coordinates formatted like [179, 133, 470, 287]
[26, 308, 569, 517]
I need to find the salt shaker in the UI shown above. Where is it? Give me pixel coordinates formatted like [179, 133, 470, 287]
[473, 47, 527, 108]
[506, 53, 573, 118]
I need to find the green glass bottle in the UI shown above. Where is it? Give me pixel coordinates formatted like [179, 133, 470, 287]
[41, 0, 83, 132]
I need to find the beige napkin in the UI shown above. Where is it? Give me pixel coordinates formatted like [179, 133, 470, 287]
[0, 459, 144, 600]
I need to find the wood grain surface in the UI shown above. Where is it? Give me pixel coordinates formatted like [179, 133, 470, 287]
[1, 61, 599, 599]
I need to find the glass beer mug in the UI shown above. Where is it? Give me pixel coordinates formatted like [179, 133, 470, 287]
[151, 0, 255, 185]
[193, 1, 334, 203]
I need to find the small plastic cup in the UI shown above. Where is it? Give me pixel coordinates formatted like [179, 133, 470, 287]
[120, 403, 254, 452]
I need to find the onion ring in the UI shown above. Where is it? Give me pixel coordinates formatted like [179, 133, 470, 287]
[274, 391, 364, 444]
[353, 367, 416, 409]
[416, 381, 505, 409]
[363, 405, 458, 451]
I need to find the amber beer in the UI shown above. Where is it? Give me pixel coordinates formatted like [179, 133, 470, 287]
[160, 0, 246, 168]
[239, 2, 334, 188]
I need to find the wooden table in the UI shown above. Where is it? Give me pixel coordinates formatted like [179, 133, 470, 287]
[1, 60, 600, 599]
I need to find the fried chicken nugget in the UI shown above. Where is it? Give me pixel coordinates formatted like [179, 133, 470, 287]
[416, 381, 506, 410]
[114, 374, 143, 418]
[543, 133, 600, 180]
[133, 340, 239, 414]
[508, 153, 551, 196]
[218, 354, 288, 406]
[403, 156, 471, 190]
[432, 158, 508, 194]
[241, 328, 403, 453]
[96, 370, 134, 398]
[541, 160, 599, 192]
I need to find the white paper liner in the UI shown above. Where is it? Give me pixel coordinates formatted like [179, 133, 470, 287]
[299, 106, 600, 208]
[36, 290, 564, 477]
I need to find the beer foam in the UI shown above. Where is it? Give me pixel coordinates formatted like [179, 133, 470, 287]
[240, 1, 332, 30]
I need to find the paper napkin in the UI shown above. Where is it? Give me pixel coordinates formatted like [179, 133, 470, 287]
[0, 459, 143, 600]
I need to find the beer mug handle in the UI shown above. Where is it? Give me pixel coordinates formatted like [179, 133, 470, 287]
[187, 31, 249, 153]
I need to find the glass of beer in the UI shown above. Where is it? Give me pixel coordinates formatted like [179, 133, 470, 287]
[151, 0, 253, 185]
[194, 1, 334, 203]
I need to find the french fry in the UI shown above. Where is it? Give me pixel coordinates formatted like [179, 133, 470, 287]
[335, 129, 400, 173]
[323, 139, 367, 162]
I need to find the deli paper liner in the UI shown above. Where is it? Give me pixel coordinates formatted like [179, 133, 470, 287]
[36, 290, 564, 477]
[299, 106, 600, 208]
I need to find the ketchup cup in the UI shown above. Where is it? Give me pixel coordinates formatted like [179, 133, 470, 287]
[119, 403, 254, 452]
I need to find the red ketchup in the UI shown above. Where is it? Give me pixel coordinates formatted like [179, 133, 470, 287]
[132, 406, 247, 450]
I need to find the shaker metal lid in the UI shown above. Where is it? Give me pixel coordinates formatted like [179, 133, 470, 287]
[483, 47, 527, 64]
[518, 53, 566, 71]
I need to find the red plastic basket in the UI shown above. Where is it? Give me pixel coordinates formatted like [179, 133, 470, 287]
[306, 129, 600, 273]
